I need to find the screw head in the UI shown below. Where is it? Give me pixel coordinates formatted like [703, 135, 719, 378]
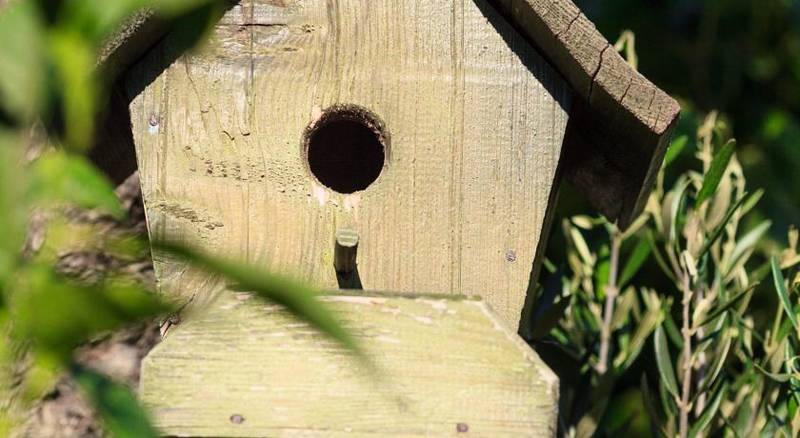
[230, 414, 245, 424]
[456, 422, 469, 433]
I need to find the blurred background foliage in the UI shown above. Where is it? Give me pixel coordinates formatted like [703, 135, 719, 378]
[535, 0, 800, 435]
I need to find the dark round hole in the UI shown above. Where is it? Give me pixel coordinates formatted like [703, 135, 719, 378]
[305, 107, 386, 194]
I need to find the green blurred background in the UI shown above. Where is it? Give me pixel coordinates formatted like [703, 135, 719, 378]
[559, 0, 800, 235]
[541, 1, 800, 434]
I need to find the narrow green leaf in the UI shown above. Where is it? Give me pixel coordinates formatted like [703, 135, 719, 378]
[725, 221, 771, 274]
[697, 192, 753, 259]
[654, 324, 680, 398]
[617, 300, 660, 371]
[154, 241, 361, 355]
[753, 362, 792, 383]
[664, 135, 689, 167]
[696, 139, 736, 206]
[619, 237, 652, 289]
[689, 382, 727, 437]
[668, 179, 692, 243]
[663, 310, 684, 349]
[740, 188, 764, 216]
[697, 286, 753, 327]
[28, 150, 124, 217]
[72, 365, 159, 438]
[772, 256, 798, 331]
[594, 245, 610, 299]
[698, 334, 731, 394]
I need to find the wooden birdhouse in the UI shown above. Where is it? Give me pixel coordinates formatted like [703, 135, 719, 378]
[96, 0, 679, 435]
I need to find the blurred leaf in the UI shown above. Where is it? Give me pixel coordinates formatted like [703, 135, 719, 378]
[530, 265, 568, 341]
[163, 2, 226, 56]
[60, 0, 224, 44]
[12, 265, 171, 360]
[641, 375, 668, 438]
[740, 188, 764, 216]
[667, 178, 691, 243]
[594, 245, 610, 299]
[753, 362, 792, 383]
[154, 241, 362, 355]
[0, 1, 45, 124]
[664, 135, 689, 167]
[531, 298, 570, 341]
[0, 130, 27, 283]
[663, 307, 684, 349]
[689, 382, 727, 437]
[619, 237, 652, 289]
[654, 324, 680, 398]
[699, 334, 732, 394]
[575, 374, 615, 438]
[616, 297, 660, 371]
[48, 29, 97, 150]
[72, 365, 158, 438]
[28, 150, 124, 217]
[647, 231, 678, 283]
[696, 139, 736, 206]
[570, 226, 594, 267]
[772, 256, 798, 331]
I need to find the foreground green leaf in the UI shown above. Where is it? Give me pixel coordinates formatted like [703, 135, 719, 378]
[73, 365, 159, 438]
[48, 29, 97, 151]
[772, 256, 798, 331]
[664, 135, 689, 167]
[154, 241, 362, 355]
[696, 139, 736, 206]
[28, 150, 124, 217]
[654, 324, 680, 398]
[619, 237, 652, 289]
[689, 382, 727, 437]
[12, 265, 171, 360]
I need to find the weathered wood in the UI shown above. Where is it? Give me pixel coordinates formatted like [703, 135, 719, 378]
[127, 0, 571, 329]
[140, 291, 558, 436]
[488, 0, 680, 228]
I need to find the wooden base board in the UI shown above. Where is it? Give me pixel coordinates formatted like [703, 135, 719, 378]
[140, 291, 558, 436]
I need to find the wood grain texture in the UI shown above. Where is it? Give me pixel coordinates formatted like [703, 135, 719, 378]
[127, 0, 571, 329]
[488, 0, 680, 228]
[140, 291, 559, 436]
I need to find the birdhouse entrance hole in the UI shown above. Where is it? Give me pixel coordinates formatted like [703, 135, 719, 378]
[304, 105, 387, 194]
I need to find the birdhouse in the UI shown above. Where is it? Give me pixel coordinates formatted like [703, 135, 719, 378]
[97, 0, 679, 435]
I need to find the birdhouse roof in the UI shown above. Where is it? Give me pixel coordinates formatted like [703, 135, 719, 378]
[101, 0, 679, 229]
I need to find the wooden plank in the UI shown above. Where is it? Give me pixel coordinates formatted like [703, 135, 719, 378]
[488, 0, 680, 228]
[127, 0, 571, 329]
[140, 291, 559, 436]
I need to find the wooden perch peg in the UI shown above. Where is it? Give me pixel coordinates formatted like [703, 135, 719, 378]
[334, 229, 359, 274]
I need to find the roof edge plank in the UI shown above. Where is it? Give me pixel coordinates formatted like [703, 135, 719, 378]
[488, 0, 680, 228]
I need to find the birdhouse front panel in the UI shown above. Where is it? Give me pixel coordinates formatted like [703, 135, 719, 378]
[128, 0, 570, 328]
